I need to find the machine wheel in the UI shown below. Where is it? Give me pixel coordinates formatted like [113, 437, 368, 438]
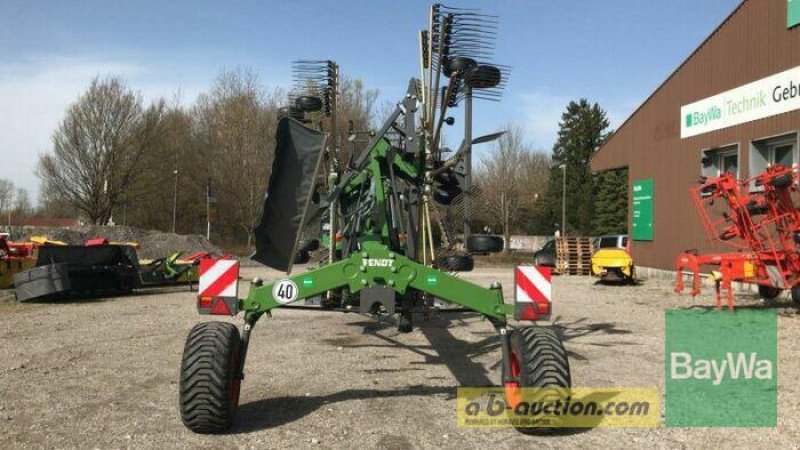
[466, 234, 504, 253]
[770, 173, 793, 188]
[398, 313, 413, 333]
[437, 255, 474, 272]
[443, 56, 477, 77]
[504, 326, 571, 434]
[295, 95, 323, 112]
[758, 285, 782, 301]
[433, 189, 457, 205]
[179, 322, 242, 434]
[293, 250, 311, 264]
[792, 285, 800, 307]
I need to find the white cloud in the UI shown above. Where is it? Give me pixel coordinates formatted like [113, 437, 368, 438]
[0, 55, 205, 203]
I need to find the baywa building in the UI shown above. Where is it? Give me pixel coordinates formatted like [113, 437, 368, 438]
[592, 0, 800, 270]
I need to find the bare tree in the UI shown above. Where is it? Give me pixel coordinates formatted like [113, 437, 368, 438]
[38, 76, 165, 224]
[474, 126, 535, 253]
[0, 179, 14, 220]
[13, 188, 32, 216]
[193, 69, 281, 247]
[334, 77, 379, 164]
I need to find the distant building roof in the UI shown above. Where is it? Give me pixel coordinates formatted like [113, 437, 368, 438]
[8, 217, 80, 227]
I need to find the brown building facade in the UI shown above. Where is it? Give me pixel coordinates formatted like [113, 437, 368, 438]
[592, 0, 800, 270]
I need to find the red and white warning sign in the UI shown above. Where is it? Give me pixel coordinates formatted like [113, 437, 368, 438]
[199, 259, 240, 298]
[197, 259, 240, 315]
[514, 265, 552, 321]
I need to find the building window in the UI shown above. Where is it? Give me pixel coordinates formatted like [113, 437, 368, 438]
[701, 144, 739, 179]
[749, 133, 798, 188]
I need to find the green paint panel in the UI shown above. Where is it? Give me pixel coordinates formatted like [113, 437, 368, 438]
[631, 179, 654, 241]
[790, 0, 800, 28]
[665, 309, 777, 427]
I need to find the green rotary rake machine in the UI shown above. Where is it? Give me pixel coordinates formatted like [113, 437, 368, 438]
[179, 3, 571, 434]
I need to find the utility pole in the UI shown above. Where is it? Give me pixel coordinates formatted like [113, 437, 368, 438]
[560, 163, 567, 236]
[206, 179, 212, 241]
[172, 152, 178, 234]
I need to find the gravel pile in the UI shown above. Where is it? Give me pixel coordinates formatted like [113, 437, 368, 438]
[19, 225, 224, 259]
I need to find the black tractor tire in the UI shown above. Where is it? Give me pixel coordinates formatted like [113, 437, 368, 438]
[466, 234, 504, 253]
[792, 285, 800, 307]
[295, 95, 323, 112]
[278, 105, 305, 121]
[443, 56, 477, 78]
[438, 254, 474, 272]
[505, 326, 571, 434]
[758, 285, 782, 301]
[293, 250, 311, 265]
[433, 189, 458, 205]
[398, 313, 413, 333]
[298, 239, 321, 253]
[179, 322, 242, 434]
[770, 172, 793, 188]
[465, 64, 502, 89]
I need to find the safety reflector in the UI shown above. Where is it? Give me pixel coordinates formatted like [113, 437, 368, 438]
[198, 296, 213, 309]
[514, 265, 552, 321]
[198, 259, 240, 315]
[210, 298, 231, 315]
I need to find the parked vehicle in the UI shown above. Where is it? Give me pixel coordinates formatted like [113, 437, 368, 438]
[533, 239, 556, 267]
[591, 234, 636, 283]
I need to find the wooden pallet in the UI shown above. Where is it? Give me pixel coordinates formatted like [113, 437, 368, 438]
[555, 237, 594, 275]
[556, 266, 592, 276]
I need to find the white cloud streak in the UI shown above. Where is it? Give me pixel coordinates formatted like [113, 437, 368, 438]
[0, 55, 204, 202]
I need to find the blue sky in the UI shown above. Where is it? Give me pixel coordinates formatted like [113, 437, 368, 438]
[0, 0, 741, 200]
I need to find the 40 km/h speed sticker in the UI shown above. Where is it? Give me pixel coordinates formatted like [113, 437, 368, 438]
[272, 279, 299, 304]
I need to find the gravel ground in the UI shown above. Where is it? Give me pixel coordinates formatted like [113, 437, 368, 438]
[0, 267, 798, 448]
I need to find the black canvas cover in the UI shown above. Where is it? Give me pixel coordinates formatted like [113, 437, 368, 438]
[36, 245, 141, 269]
[35, 245, 142, 291]
[252, 117, 326, 271]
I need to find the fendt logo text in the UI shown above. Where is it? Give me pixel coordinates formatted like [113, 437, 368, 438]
[362, 258, 394, 267]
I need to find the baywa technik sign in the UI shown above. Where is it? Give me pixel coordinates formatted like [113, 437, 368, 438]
[681, 64, 800, 138]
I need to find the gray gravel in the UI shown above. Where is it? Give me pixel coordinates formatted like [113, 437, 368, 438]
[16, 225, 223, 259]
[0, 267, 798, 448]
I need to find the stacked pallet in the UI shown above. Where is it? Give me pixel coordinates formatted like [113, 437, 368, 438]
[555, 237, 593, 275]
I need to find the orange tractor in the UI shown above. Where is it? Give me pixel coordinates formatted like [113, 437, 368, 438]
[675, 165, 800, 309]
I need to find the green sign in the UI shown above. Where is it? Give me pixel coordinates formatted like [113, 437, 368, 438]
[631, 179, 653, 241]
[790, 0, 800, 28]
[665, 309, 777, 427]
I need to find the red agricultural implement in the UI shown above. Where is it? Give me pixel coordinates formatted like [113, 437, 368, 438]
[675, 164, 800, 309]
